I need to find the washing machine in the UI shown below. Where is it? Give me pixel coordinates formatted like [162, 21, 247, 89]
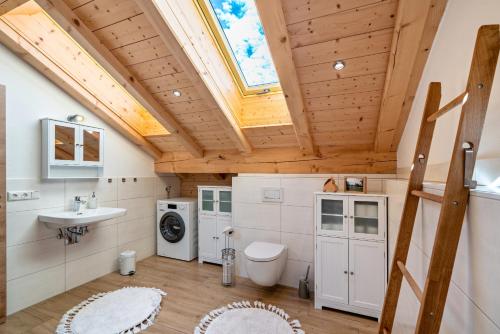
[157, 198, 198, 261]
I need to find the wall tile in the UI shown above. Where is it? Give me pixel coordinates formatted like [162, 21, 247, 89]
[118, 216, 155, 245]
[66, 224, 118, 262]
[233, 227, 281, 252]
[281, 232, 314, 262]
[119, 235, 156, 262]
[7, 179, 64, 213]
[117, 177, 155, 200]
[281, 177, 324, 207]
[7, 264, 65, 315]
[116, 197, 156, 223]
[233, 177, 280, 203]
[281, 205, 314, 235]
[7, 237, 65, 280]
[64, 178, 117, 209]
[233, 202, 281, 231]
[156, 175, 181, 200]
[66, 247, 118, 290]
[7, 207, 62, 246]
[279, 259, 314, 289]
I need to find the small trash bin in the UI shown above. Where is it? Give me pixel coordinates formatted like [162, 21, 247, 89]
[221, 248, 235, 286]
[119, 250, 136, 276]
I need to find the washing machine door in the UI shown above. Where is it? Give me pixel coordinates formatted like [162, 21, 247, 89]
[159, 211, 185, 243]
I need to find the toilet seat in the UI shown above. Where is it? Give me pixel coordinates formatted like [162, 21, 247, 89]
[244, 241, 286, 262]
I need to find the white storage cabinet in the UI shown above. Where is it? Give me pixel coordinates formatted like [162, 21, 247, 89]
[314, 192, 387, 318]
[198, 186, 232, 264]
[41, 118, 104, 178]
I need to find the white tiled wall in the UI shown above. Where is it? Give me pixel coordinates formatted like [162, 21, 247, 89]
[385, 179, 500, 333]
[6, 175, 180, 315]
[232, 173, 391, 289]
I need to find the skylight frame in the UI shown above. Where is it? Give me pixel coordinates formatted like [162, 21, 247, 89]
[195, 0, 281, 96]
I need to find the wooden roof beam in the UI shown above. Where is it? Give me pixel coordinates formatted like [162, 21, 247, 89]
[137, 0, 252, 154]
[255, 0, 316, 155]
[0, 0, 29, 15]
[0, 18, 163, 159]
[34, 0, 204, 158]
[374, 0, 448, 152]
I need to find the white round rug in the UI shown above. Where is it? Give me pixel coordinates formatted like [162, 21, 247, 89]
[195, 301, 304, 334]
[56, 287, 166, 334]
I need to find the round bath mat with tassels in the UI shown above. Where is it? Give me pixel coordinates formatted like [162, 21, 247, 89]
[56, 287, 166, 334]
[195, 301, 304, 334]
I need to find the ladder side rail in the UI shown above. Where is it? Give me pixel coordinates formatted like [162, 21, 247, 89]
[378, 82, 442, 334]
[415, 25, 500, 334]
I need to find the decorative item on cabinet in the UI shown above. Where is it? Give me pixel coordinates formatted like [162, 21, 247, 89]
[41, 118, 104, 179]
[314, 192, 387, 318]
[344, 176, 367, 193]
[322, 177, 339, 192]
[198, 186, 232, 265]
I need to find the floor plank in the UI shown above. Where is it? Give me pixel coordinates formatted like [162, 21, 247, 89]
[0, 256, 378, 333]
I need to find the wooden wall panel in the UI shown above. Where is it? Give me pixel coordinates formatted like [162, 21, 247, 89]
[179, 173, 234, 198]
[0, 85, 5, 322]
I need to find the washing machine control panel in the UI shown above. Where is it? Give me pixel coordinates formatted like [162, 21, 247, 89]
[158, 202, 187, 212]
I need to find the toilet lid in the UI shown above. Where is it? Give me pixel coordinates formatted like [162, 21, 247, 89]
[244, 242, 286, 262]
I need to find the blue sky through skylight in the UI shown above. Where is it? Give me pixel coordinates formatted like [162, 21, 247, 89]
[207, 0, 279, 88]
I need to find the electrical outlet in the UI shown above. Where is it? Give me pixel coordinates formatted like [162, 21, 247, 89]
[7, 190, 41, 201]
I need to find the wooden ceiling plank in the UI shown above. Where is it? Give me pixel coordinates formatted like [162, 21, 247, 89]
[297, 52, 389, 84]
[72, 0, 142, 31]
[374, 0, 448, 152]
[282, 0, 384, 25]
[140, 72, 191, 94]
[255, 0, 316, 155]
[112, 36, 171, 66]
[137, 0, 252, 154]
[126, 55, 182, 81]
[292, 28, 393, 68]
[0, 0, 29, 15]
[287, 0, 398, 48]
[301, 73, 386, 99]
[305, 90, 382, 112]
[155, 148, 396, 174]
[35, 0, 204, 158]
[0, 17, 162, 159]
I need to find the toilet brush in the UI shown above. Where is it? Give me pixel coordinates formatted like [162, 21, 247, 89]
[298, 265, 310, 299]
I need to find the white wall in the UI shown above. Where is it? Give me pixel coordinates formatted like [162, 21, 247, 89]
[0, 43, 181, 314]
[397, 0, 500, 184]
[386, 180, 500, 333]
[232, 173, 392, 289]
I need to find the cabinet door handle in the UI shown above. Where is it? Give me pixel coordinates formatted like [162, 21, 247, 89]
[349, 216, 354, 219]
[343, 215, 347, 218]
[350, 271, 354, 275]
[344, 270, 348, 274]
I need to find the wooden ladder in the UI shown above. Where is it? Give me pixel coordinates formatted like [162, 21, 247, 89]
[378, 25, 500, 334]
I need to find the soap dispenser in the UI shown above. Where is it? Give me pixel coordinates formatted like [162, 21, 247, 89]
[88, 192, 98, 209]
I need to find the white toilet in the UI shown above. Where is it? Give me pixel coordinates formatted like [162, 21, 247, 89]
[244, 241, 287, 287]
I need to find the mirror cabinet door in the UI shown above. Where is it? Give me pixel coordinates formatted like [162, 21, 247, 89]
[82, 128, 101, 163]
[54, 124, 76, 162]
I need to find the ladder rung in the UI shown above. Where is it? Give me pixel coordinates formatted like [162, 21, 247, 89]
[411, 190, 443, 203]
[397, 261, 423, 302]
[427, 91, 467, 122]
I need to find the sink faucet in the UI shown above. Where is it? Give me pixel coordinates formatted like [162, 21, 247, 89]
[73, 196, 87, 214]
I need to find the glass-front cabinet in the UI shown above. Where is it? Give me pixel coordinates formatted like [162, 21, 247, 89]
[42, 119, 105, 178]
[315, 193, 386, 241]
[316, 194, 348, 238]
[200, 188, 216, 215]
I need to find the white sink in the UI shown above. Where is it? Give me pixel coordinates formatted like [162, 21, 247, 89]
[39, 207, 127, 229]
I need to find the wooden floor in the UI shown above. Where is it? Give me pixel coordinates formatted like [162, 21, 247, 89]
[0, 256, 378, 333]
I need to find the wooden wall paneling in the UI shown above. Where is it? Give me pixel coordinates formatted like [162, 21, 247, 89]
[137, 0, 253, 154]
[0, 0, 28, 15]
[155, 148, 396, 174]
[282, 0, 384, 25]
[301, 73, 386, 99]
[0, 85, 5, 323]
[179, 173, 234, 198]
[292, 28, 393, 68]
[374, 0, 448, 152]
[35, 0, 204, 157]
[286, 0, 397, 48]
[255, 0, 315, 155]
[0, 17, 163, 159]
[296, 52, 389, 84]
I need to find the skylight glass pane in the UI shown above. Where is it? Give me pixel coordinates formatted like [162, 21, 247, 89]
[207, 0, 279, 88]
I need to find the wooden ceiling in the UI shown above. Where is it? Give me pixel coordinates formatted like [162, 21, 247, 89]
[0, 0, 447, 173]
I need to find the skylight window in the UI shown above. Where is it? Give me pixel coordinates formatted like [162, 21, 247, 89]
[198, 0, 280, 95]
